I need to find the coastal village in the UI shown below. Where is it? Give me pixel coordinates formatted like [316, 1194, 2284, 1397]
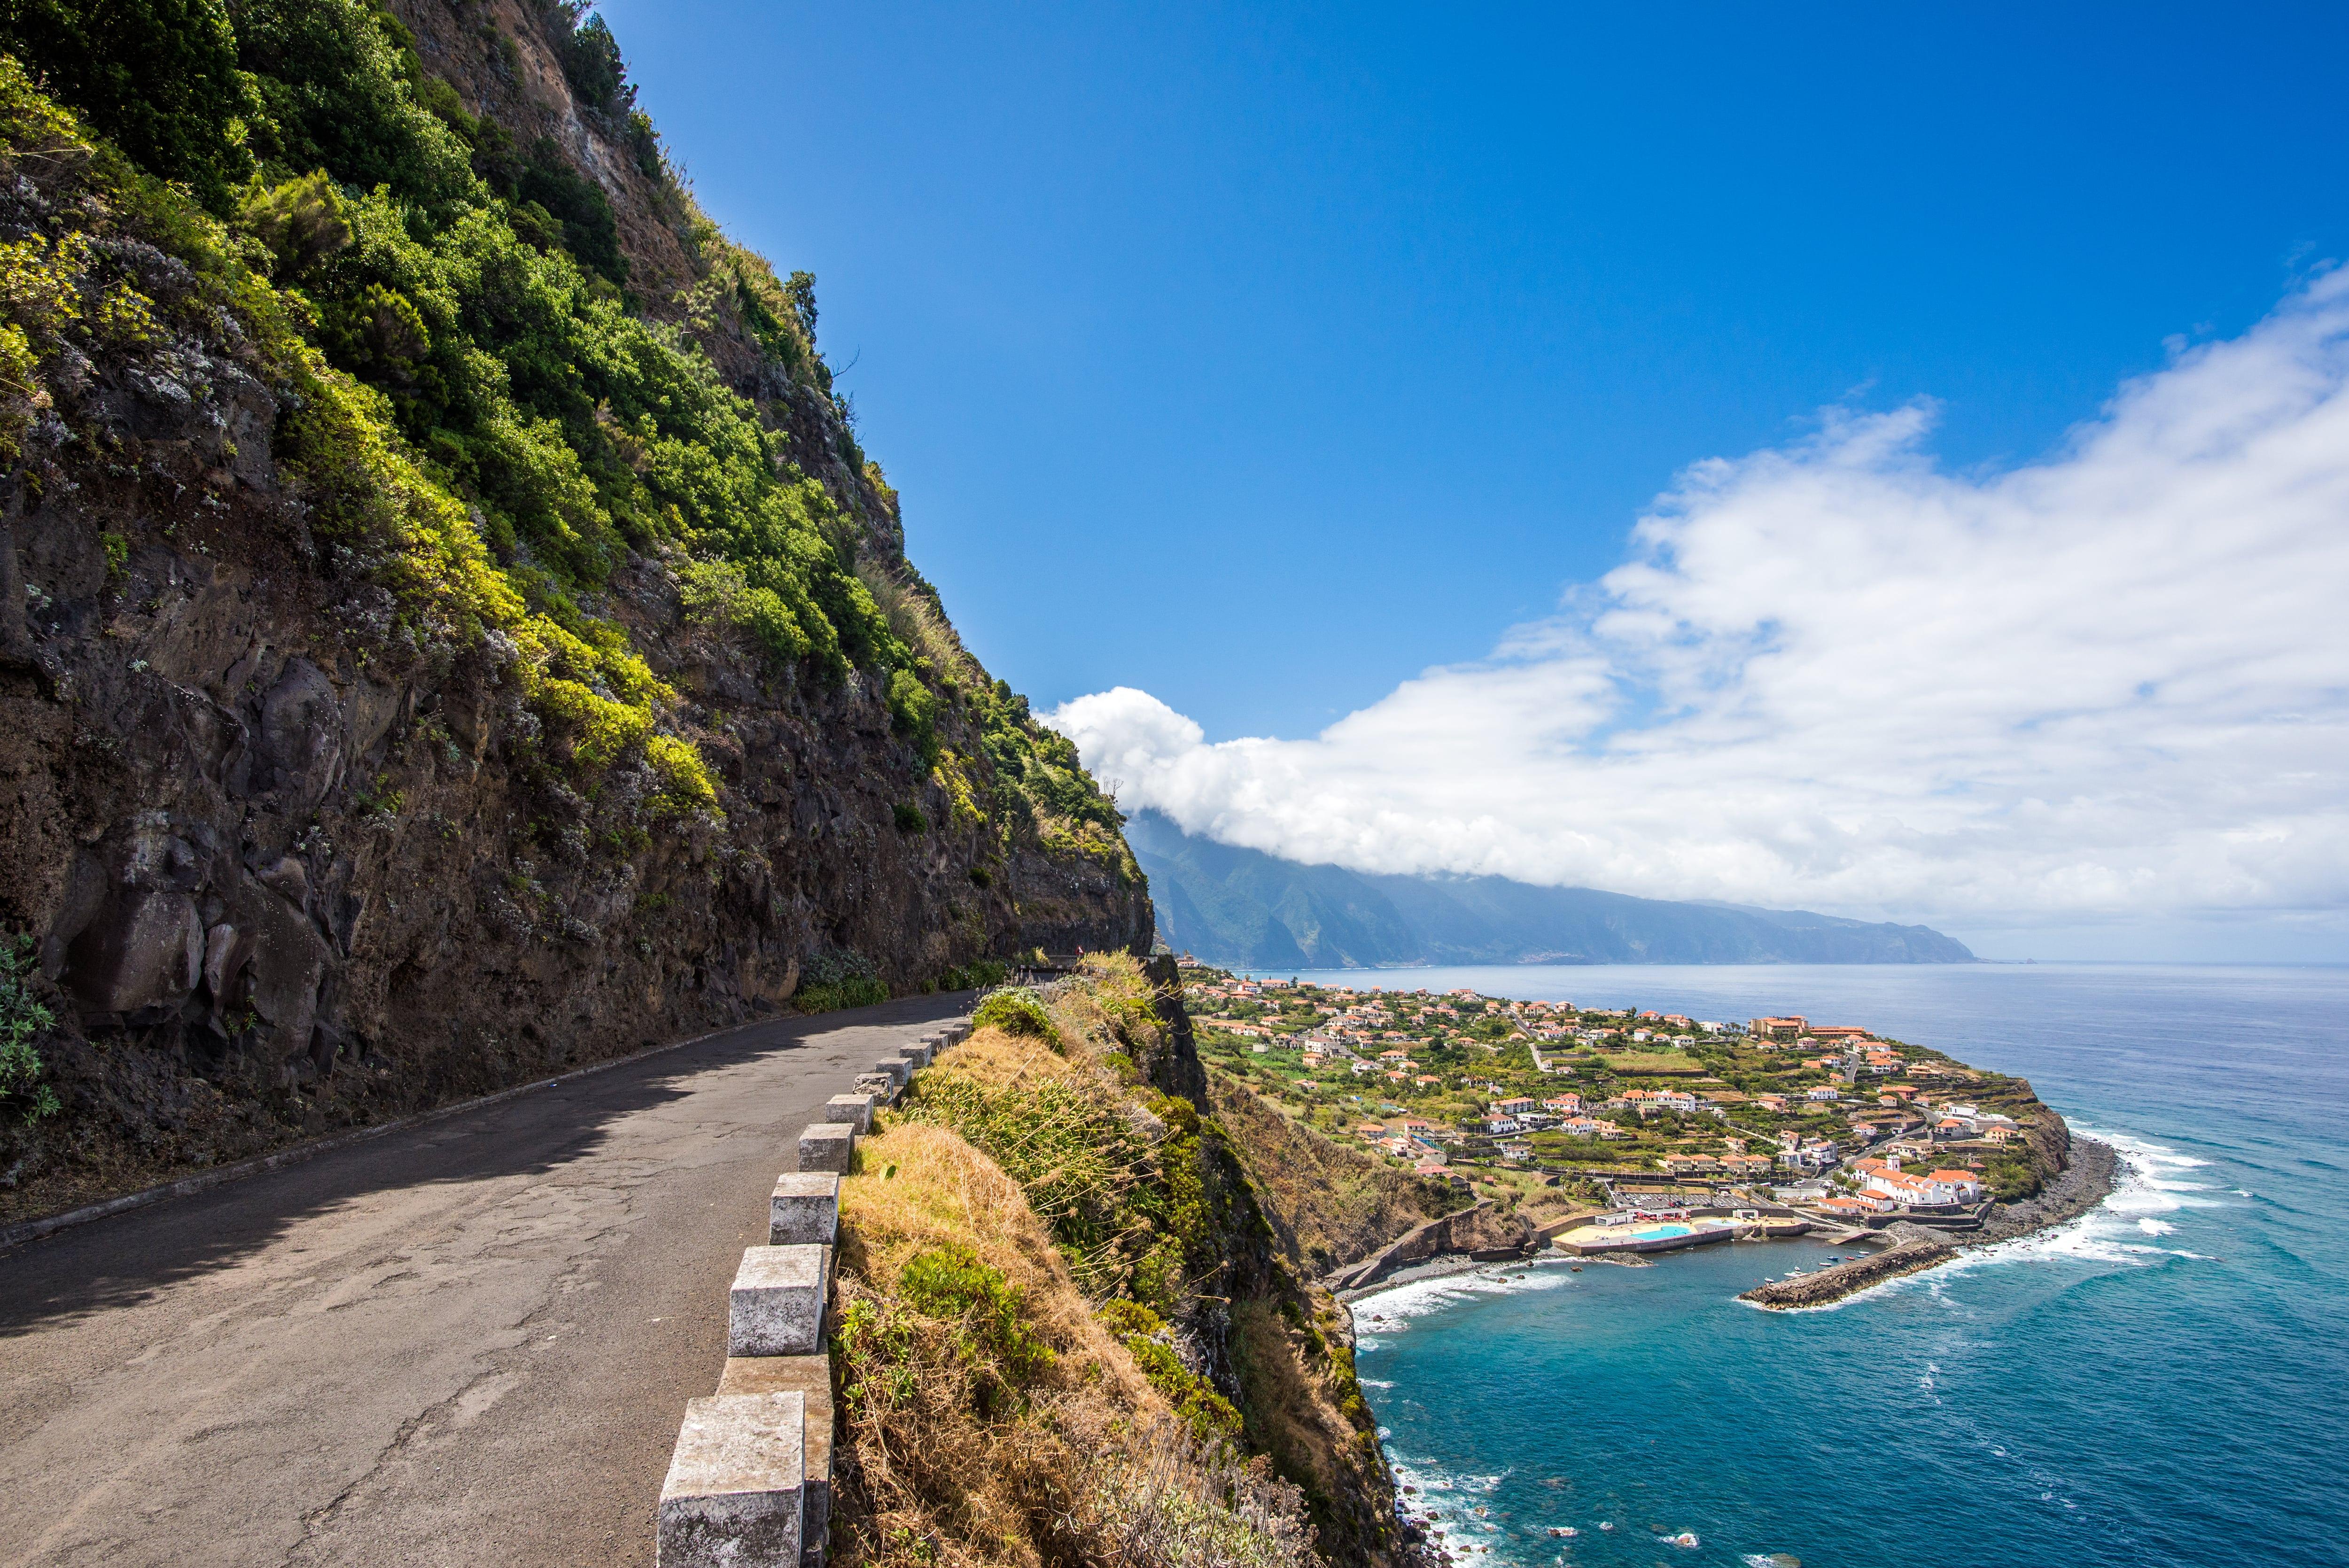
[1179, 960, 2061, 1249]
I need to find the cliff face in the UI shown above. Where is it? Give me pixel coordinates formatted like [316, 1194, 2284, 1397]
[1204, 1069, 1459, 1277]
[843, 958, 1425, 1567]
[0, 5, 1148, 1222]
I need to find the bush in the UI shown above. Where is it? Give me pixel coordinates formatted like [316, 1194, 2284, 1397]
[0, 931, 59, 1123]
[898, 1244, 1053, 1389]
[936, 959, 1006, 992]
[797, 947, 887, 1014]
[0, 0, 255, 209]
[972, 986, 1055, 1042]
[891, 800, 927, 834]
[902, 1071, 1151, 1287]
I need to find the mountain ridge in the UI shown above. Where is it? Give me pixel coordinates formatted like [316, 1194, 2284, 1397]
[1126, 809, 1974, 966]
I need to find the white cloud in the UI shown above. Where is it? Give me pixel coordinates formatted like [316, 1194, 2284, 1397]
[1046, 269, 2349, 932]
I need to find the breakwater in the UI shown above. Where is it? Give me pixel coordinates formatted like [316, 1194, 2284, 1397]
[1741, 1134, 2119, 1308]
[1739, 1230, 1955, 1308]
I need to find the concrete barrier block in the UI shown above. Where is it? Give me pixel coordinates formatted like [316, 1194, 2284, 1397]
[899, 1040, 934, 1069]
[769, 1173, 840, 1246]
[871, 1057, 910, 1090]
[728, 1244, 832, 1356]
[658, 1392, 805, 1568]
[822, 1093, 874, 1133]
[718, 1357, 833, 1560]
[797, 1122, 855, 1173]
[851, 1071, 898, 1105]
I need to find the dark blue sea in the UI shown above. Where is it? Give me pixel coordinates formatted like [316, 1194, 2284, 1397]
[1273, 963, 2349, 1568]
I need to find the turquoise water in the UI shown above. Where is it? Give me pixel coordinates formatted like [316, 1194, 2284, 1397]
[1311, 963, 2349, 1568]
[1633, 1224, 1692, 1239]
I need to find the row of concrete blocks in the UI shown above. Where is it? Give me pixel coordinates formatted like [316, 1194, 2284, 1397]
[656, 1017, 970, 1568]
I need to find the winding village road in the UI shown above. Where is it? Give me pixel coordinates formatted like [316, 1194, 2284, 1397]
[0, 993, 971, 1567]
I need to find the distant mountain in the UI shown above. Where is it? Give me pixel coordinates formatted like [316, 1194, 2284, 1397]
[1125, 811, 1974, 967]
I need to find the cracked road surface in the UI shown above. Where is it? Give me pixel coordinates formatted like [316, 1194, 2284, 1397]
[0, 994, 969, 1567]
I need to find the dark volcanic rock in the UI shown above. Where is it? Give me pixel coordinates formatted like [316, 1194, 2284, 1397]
[0, 10, 1150, 1221]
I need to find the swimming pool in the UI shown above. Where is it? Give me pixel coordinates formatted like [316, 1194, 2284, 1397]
[1633, 1223, 1693, 1238]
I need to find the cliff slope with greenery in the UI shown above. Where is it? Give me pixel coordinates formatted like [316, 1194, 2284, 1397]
[0, 0, 1145, 1222]
[830, 957, 1427, 1568]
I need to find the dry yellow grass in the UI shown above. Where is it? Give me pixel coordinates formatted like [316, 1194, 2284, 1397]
[830, 1118, 1318, 1568]
[837, 1120, 1150, 1410]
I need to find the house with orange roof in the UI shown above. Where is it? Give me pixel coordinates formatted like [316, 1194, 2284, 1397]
[1926, 1168, 1985, 1202]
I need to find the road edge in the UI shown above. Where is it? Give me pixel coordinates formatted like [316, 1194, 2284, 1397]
[0, 1023, 781, 1256]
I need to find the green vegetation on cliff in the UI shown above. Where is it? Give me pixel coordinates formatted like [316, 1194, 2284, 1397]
[832, 959, 1419, 1566]
[0, 0, 1128, 862]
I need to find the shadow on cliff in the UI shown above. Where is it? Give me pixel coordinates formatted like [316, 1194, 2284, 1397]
[0, 992, 972, 1335]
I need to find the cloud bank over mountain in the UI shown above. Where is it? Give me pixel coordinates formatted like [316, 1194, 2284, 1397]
[1047, 270, 2349, 947]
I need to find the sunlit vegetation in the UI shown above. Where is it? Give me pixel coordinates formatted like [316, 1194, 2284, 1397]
[0, 0, 1122, 847]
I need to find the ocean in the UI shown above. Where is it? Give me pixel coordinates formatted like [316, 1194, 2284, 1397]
[1267, 963, 2349, 1568]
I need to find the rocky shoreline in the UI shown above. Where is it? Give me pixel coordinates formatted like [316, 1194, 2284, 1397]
[1969, 1133, 2121, 1244]
[1741, 1134, 2122, 1310]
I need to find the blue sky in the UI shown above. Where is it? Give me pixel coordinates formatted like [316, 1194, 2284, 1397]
[597, 3, 2349, 956]
[601, 0, 2348, 738]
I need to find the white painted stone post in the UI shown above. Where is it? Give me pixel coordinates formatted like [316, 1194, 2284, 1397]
[727, 1244, 832, 1357]
[797, 1122, 855, 1173]
[821, 1093, 875, 1133]
[657, 1391, 805, 1567]
[769, 1173, 840, 1246]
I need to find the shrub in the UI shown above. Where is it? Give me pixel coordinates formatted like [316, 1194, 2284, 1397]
[891, 800, 927, 834]
[0, 6, 1136, 869]
[0, 931, 59, 1123]
[0, 0, 255, 209]
[239, 169, 355, 279]
[902, 1070, 1151, 1286]
[935, 959, 1005, 992]
[797, 947, 887, 1014]
[898, 1243, 1053, 1388]
[972, 986, 1055, 1042]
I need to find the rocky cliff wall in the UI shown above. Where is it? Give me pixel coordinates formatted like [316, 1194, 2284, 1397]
[0, 10, 1149, 1222]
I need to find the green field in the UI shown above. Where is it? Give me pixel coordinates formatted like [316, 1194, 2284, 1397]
[1600, 1050, 1707, 1075]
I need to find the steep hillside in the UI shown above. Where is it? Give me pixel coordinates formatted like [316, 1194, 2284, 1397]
[1128, 809, 1974, 966]
[1202, 1068, 1459, 1277]
[0, 2, 1146, 1223]
[831, 957, 1426, 1567]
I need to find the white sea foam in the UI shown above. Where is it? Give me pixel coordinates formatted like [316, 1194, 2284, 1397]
[1777, 1129, 2209, 1312]
[1386, 1454, 1528, 1566]
[1351, 1258, 1575, 1349]
[1904, 1129, 2216, 1283]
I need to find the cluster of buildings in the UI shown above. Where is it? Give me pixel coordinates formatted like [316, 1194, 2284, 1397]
[1182, 969, 2034, 1220]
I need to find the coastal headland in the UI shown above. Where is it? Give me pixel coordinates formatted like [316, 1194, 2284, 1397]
[1178, 963, 2117, 1311]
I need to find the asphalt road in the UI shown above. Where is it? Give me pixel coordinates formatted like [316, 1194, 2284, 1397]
[0, 994, 970, 1567]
